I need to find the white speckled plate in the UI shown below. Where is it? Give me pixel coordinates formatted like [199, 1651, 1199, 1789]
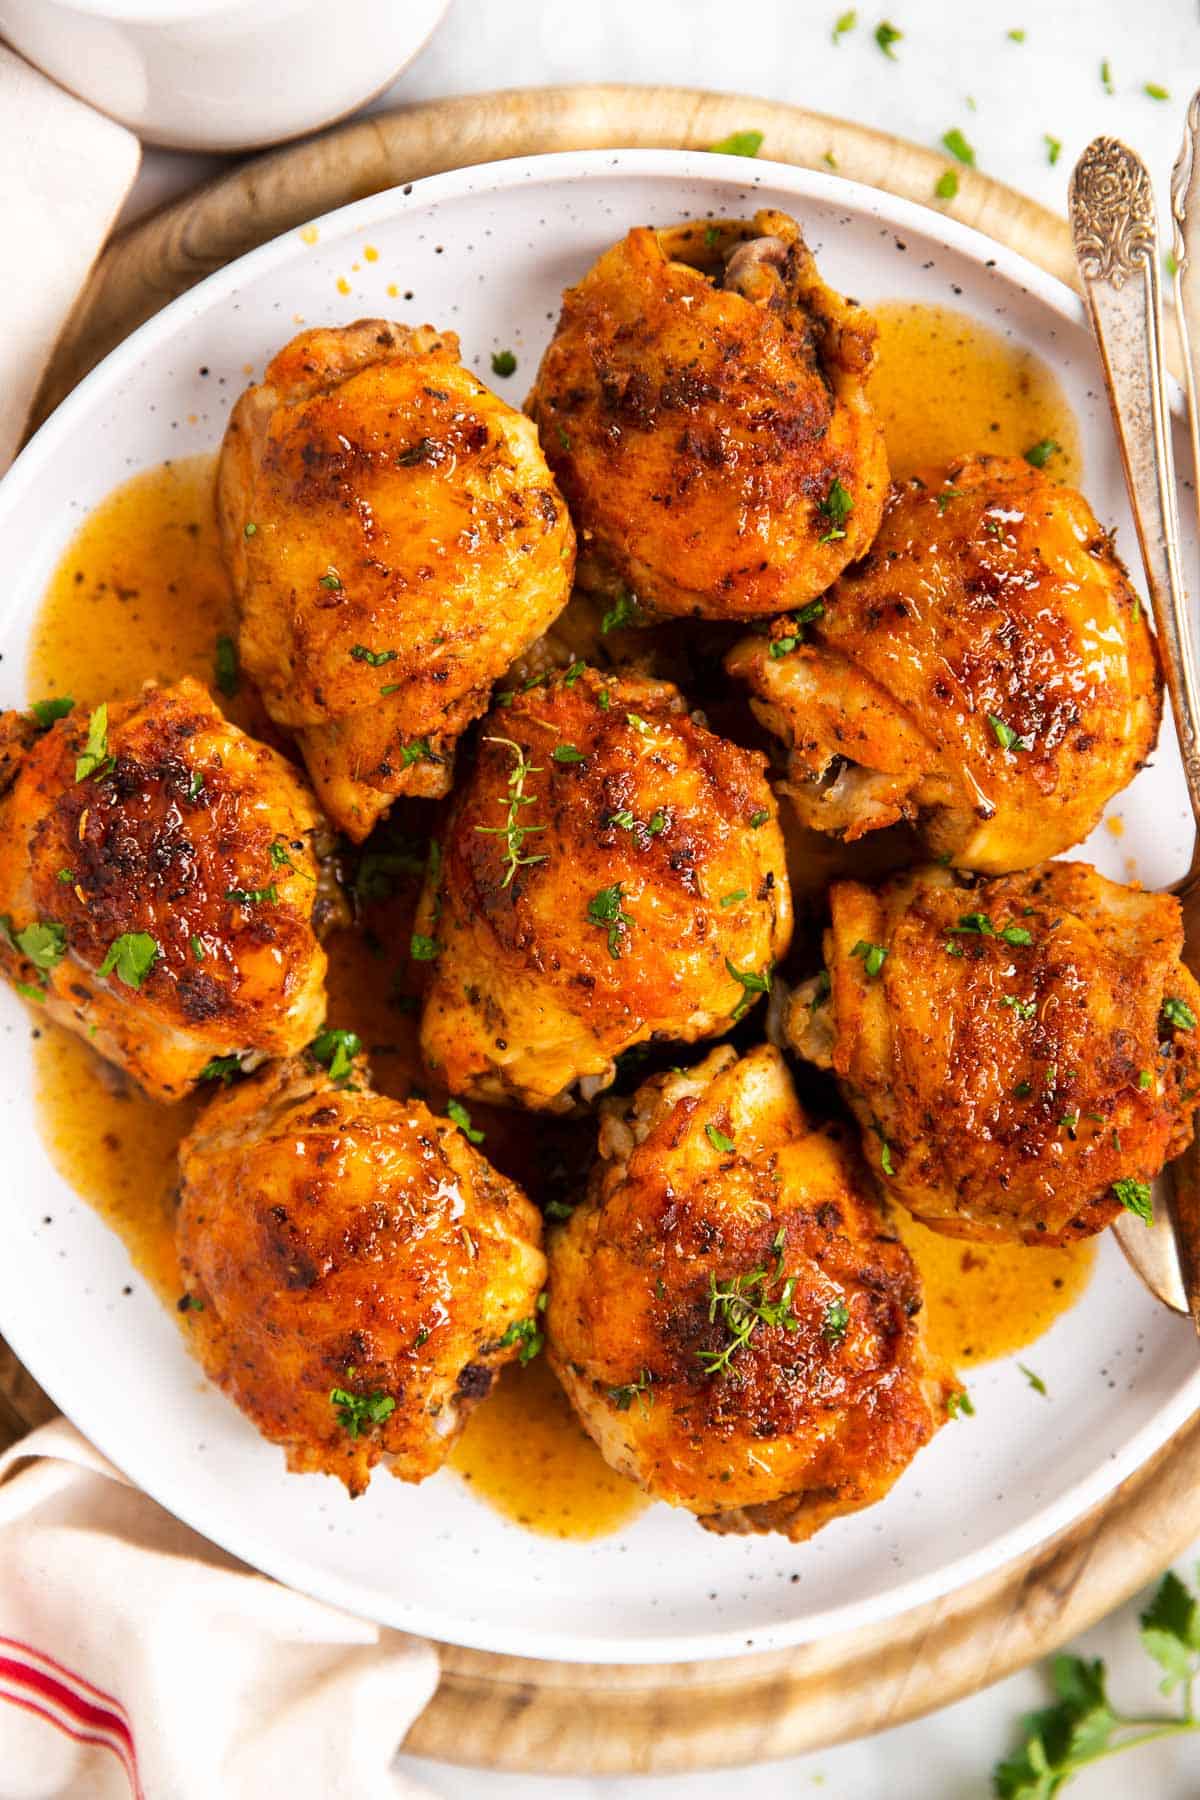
[0, 151, 1198, 1665]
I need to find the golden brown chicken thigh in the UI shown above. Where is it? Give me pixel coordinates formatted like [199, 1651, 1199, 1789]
[727, 455, 1161, 871]
[218, 320, 576, 840]
[0, 679, 327, 1101]
[788, 862, 1200, 1244]
[527, 210, 888, 621]
[416, 666, 792, 1110]
[176, 1048, 546, 1496]
[546, 1044, 953, 1537]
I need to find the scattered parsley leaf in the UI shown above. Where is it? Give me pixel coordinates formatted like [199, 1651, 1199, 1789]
[1101, 58, 1114, 94]
[29, 695, 74, 730]
[1007, 27, 1026, 41]
[318, 567, 343, 590]
[600, 590, 639, 634]
[446, 1097, 485, 1144]
[350, 644, 398, 667]
[720, 889, 748, 909]
[309, 1027, 362, 1083]
[705, 1123, 736, 1154]
[817, 478, 854, 543]
[947, 1389, 975, 1418]
[1162, 996, 1197, 1031]
[1019, 1363, 1048, 1396]
[410, 933, 440, 961]
[709, 129, 763, 157]
[490, 349, 517, 377]
[552, 744, 586, 763]
[214, 636, 239, 699]
[1024, 437, 1061, 468]
[608, 1371, 654, 1412]
[329, 1386, 395, 1438]
[15, 921, 66, 972]
[74, 703, 110, 782]
[1112, 1177, 1153, 1223]
[1145, 83, 1170, 101]
[198, 1054, 246, 1085]
[725, 957, 771, 1021]
[1045, 134, 1062, 166]
[935, 169, 959, 201]
[749, 808, 769, 828]
[823, 1299, 850, 1344]
[225, 884, 277, 906]
[850, 939, 888, 978]
[587, 882, 633, 958]
[496, 1315, 544, 1364]
[832, 8, 856, 41]
[874, 20, 902, 58]
[942, 127, 976, 166]
[989, 713, 1028, 752]
[98, 931, 158, 989]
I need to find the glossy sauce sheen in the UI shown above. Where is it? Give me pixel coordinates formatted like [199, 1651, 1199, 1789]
[29, 304, 1093, 1538]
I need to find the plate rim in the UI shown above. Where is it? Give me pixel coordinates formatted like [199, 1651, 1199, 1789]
[2, 145, 1198, 1665]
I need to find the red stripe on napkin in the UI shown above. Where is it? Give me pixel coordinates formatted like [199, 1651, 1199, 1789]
[0, 1644, 142, 1798]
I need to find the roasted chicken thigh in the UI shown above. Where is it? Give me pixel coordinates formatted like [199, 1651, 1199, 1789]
[727, 456, 1160, 870]
[176, 1049, 546, 1496]
[528, 211, 888, 621]
[546, 1044, 953, 1537]
[0, 679, 327, 1101]
[416, 667, 792, 1110]
[788, 862, 1200, 1244]
[218, 320, 576, 840]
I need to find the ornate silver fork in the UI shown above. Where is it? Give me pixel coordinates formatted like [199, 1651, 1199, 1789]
[1070, 122, 1200, 1327]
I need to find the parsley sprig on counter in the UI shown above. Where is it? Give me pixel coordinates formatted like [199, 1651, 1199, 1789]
[993, 1567, 1200, 1796]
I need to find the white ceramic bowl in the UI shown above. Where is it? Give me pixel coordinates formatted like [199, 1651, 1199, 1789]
[0, 0, 451, 151]
[0, 150, 1197, 1664]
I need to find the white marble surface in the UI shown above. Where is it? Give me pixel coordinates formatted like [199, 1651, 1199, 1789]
[131, 4, 1200, 1794]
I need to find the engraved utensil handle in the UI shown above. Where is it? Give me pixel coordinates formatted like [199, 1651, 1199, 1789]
[1071, 135, 1200, 1328]
[1071, 136, 1200, 828]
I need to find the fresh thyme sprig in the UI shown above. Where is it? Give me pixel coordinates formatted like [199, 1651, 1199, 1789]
[993, 1566, 1200, 1796]
[475, 736, 547, 888]
[697, 1229, 799, 1378]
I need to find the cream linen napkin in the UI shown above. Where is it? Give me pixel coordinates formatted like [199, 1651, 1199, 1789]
[0, 50, 441, 1800]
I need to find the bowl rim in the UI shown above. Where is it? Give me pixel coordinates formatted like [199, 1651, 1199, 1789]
[3, 145, 1198, 1666]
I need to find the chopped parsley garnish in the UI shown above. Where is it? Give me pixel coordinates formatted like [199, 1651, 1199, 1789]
[225, 884, 277, 906]
[720, 889, 748, 909]
[949, 913, 1032, 947]
[1138, 1069, 1153, 1091]
[1101, 57, 1114, 93]
[1019, 1363, 1048, 1396]
[15, 921, 67, 971]
[13, 982, 44, 1003]
[350, 644, 398, 667]
[329, 1385, 395, 1438]
[190, 935, 205, 960]
[562, 660, 586, 687]
[749, 808, 769, 828]
[1007, 26, 1026, 40]
[988, 713, 1028, 752]
[832, 8, 856, 41]
[817, 478, 854, 543]
[1013, 1080, 1033, 1099]
[243, 521, 258, 538]
[318, 567, 343, 591]
[879, 1139, 895, 1176]
[446, 1097, 484, 1144]
[214, 635, 239, 699]
[725, 958, 771, 1021]
[56, 868, 74, 885]
[942, 127, 976, 166]
[29, 695, 74, 730]
[74, 703, 110, 783]
[98, 931, 158, 989]
[552, 744, 586, 763]
[490, 349, 517, 377]
[648, 809, 667, 834]
[823, 1298, 850, 1344]
[850, 939, 888, 978]
[1162, 996, 1197, 1031]
[397, 738, 435, 768]
[1112, 1177, 1153, 1223]
[1145, 83, 1170, 101]
[587, 882, 632, 959]
[601, 590, 639, 633]
[874, 20, 902, 57]
[410, 933, 440, 961]
[625, 712, 653, 737]
[709, 129, 764, 157]
[705, 1123, 735, 1154]
[936, 486, 964, 514]
[198, 1054, 246, 1085]
[935, 169, 959, 201]
[1045, 134, 1062, 166]
[947, 1389, 975, 1418]
[608, 1371, 654, 1412]
[768, 599, 825, 657]
[309, 1027, 361, 1083]
[496, 1315, 544, 1364]
[1024, 437, 1061, 468]
[1001, 996, 1037, 1021]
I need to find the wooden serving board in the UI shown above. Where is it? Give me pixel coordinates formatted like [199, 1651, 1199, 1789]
[8, 84, 1200, 1777]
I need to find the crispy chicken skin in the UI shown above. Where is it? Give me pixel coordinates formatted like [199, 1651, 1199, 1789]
[527, 211, 888, 621]
[217, 320, 576, 841]
[788, 862, 1200, 1245]
[176, 1052, 546, 1496]
[0, 679, 327, 1102]
[726, 456, 1161, 871]
[546, 1044, 953, 1537]
[416, 667, 792, 1110]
